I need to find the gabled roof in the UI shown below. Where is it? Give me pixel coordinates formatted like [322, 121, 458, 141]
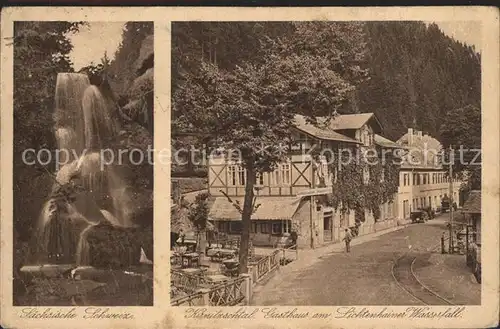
[462, 190, 481, 214]
[374, 134, 405, 149]
[293, 114, 361, 144]
[328, 113, 383, 133]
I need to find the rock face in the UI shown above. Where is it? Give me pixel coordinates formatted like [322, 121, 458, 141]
[82, 34, 155, 268]
[122, 35, 154, 135]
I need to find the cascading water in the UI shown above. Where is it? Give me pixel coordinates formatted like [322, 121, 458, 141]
[37, 73, 136, 266]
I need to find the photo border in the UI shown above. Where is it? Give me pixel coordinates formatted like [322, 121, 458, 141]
[1, 6, 499, 329]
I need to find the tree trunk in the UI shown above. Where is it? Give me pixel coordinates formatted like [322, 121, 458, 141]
[239, 165, 256, 274]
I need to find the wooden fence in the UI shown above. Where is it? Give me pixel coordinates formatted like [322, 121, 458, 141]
[171, 246, 297, 306]
[171, 269, 207, 294]
[171, 276, 249, 306]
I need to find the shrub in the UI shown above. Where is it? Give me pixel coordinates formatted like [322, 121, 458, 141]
[86, 223, 152, 269]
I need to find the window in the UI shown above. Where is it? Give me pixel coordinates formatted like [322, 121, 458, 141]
[255, 173, 265, 186]
[282, 163, 291, 185]
[228, 164, 246, 186]
[229, 222, 242, 234]
[217, 221, 230, 233]
[319, 159, 331, 183]
[423, 174, 427, 184]
[284, 221, 291, 233]
[251, 222, 257, 233]
[363, 131, 370, 146]
[403, 174, 408, 186]
[380, 168, 385, 183]
[271, 222, 282, 235]
[270, 162, 291, 186]
[260, 222, 270, 234]
[228, 166, 236, 186]
[238, 166, 246, 185]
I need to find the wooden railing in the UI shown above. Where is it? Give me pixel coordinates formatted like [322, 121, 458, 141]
[171, 291, 205, 306]
[208, 277, 246, 306]
[171, 276, 247, 306]
[170, 269, 207, 294]
[255, 249, 281, 283]
[282, 244, 298, 262]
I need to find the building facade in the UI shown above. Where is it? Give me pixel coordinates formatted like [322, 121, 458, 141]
[395, 128, 463, 219]
[207, 113, 402, 249]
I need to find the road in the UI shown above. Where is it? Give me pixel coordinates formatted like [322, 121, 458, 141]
[252, 215, 480, 305]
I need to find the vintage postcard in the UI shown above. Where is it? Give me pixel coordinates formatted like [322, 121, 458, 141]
[1, 6, 499, 329]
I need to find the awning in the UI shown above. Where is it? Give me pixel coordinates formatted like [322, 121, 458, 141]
[209, 196, 301, 221]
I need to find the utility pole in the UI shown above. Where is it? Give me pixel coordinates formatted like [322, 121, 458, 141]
[448, 145, 454, 253]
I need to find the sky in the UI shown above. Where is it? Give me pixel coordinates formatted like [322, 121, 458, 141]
[68, 22, 126, 71]
[67, 20, 481, 71]
[434, 21, 482, 52]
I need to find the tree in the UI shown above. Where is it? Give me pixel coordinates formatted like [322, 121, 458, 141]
[173, 22, 367, 273]
[439, 104, 481, 190]
[107, 22, 153, 96]
[357, 21, 481, 141]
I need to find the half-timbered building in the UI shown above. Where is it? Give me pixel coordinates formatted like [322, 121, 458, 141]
[207, 113, 402, 248]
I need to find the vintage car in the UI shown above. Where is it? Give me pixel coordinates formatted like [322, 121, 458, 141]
[410, 209, 430, 223]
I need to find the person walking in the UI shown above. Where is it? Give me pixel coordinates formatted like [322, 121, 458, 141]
[342, 228, 353, 253]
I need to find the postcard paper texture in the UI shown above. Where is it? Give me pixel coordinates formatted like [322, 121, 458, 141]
[1, 6, 499, 329]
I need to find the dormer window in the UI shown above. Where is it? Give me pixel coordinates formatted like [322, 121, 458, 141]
[363, 131, 370, 146]
[228, 163, 246, 186]
[269, 161, 291, 186]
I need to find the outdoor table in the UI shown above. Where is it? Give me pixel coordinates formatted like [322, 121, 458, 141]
[221, 259, 239, 277]
[181, 268, 203, 275]
[181, 253, 200, 268]
[222, 259, 239, 269]
[205, 274, 230, 285]
[207, 248, 237, 262]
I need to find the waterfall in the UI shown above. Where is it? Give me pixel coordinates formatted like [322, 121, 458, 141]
[54, 73, 90, 159]
[82, 85, 119, 151]
[36, 73, 138, 266]
[75, 224, 97, 266]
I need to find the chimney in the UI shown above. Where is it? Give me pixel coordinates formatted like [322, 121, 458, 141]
[408, 128, 413, 145]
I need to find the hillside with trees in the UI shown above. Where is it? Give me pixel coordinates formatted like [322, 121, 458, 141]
[357, 22, 481, 141]
[173, 21, 480, 145]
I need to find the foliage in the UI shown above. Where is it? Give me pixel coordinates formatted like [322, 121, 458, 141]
[439, 104, 481, 190]
[328, 149, 400, 221]
[188, 192, 210, 231]
[357, 22, 481, 141]
[172, 22, 368, 273]
[86, 223, 151, 269]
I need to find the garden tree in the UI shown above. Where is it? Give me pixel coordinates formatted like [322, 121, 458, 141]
[188, 192, 210, 253]
[439, 104, 481, 191]
[12, 21, 85, 261]
[173, 22, 367, 273]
